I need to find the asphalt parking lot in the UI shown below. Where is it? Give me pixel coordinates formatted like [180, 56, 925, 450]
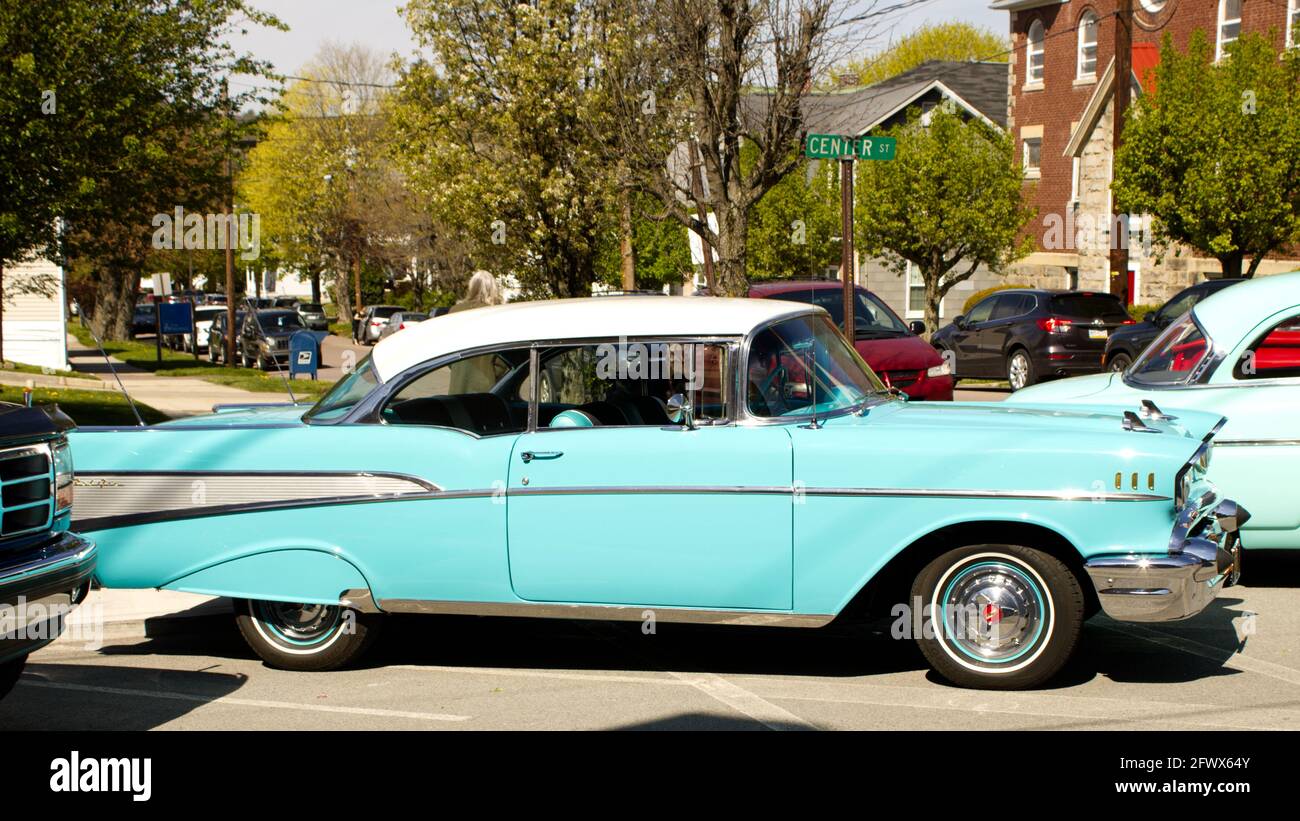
[6, 554, 1298, 731]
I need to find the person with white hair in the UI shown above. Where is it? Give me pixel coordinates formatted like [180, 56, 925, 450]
[447, 270, 506, 392]
[448, 269, 502, 314]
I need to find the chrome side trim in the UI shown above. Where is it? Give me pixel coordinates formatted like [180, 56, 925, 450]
[506, 485, 1170, 502]
[373, 598, 834, 627]
[1216, 439, 1300, 447]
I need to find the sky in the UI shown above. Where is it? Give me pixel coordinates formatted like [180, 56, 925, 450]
[230, 0, 1006, 83]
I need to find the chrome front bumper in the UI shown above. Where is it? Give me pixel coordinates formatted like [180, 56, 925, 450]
[1084, 500, 1246, 623]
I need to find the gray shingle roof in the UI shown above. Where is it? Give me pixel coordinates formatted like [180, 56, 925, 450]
[800, 60, 1009, 134]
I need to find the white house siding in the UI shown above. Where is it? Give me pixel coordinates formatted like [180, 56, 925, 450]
[860, 257, 1003, 326]
[1, 259, 69, 372]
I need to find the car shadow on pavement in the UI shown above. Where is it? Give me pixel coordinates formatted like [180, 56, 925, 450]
[0, 662, 247, 730]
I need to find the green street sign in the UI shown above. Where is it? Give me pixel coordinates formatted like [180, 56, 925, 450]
[804, 133, 896, 161]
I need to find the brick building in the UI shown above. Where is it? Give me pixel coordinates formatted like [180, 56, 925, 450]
[995, 0, 1300, 305]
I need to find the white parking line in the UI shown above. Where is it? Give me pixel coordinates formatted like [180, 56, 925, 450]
[19, 678, 470, 723]
[666, 672, 818, 730]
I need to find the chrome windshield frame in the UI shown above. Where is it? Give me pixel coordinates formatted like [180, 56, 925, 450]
[1121, 311, 1224, 390]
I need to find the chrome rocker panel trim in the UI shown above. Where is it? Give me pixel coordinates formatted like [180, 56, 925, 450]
[339, 592, 833, 628]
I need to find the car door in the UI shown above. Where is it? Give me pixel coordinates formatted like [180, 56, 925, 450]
[962, 295, 1007, 377]
[951, 296, 998, 377]
[506, 340, 794, 610]
[982, 293, 1031, 370]
[1200, 310, 1300, 549]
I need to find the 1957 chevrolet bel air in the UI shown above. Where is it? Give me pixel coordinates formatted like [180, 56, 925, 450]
[68, 297, 1246, 689]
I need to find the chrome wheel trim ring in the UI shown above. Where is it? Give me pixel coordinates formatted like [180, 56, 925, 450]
[929, 552, 1056, 674]
[250, 601, 348, 656]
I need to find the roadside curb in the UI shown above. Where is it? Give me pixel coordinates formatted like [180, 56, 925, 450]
[57, 593, 235, 646]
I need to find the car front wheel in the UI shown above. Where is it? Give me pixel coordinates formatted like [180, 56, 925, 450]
[1108, 352, 1132, 373]
[235, 599, 381, 671]
[1007, 349, 1036, 391]
[910, 544, 1083, 690]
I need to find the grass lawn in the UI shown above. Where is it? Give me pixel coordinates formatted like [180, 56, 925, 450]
[1, 360, 99, 381]
[0, 386, 169, 426]
[67, 323, 336, 399]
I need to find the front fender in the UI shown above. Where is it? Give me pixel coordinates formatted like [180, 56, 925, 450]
[161, 548, 370, 606]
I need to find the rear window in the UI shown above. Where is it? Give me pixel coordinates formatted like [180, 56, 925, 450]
[1048, 294, 1129, 321]
[300, 303, 323, 312]
[373, 307, 402, 319]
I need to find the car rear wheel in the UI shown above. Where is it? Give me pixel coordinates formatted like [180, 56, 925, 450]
[0, 654, 27, 700]
[1108, 352, 1132, 373]
[910, 544, 1083, 690]
[1007, 349, 1036, 391]
[235, 598, 381, 672]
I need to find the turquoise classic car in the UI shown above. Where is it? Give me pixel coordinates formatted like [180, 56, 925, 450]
[69, 297, 1245, 689]
[1007, 271, 1300, 552]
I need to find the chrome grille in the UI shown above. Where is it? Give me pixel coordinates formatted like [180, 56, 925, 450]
[0, 444, 54, 538]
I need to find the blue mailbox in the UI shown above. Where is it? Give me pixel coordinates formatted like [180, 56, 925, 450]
[288, 330, 328, 380]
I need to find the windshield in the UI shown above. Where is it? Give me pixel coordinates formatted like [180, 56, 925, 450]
[306, 356, 380, 422]
[259, 312, 304, 332]
[1126, 313, 1213, 386]
[746, 314, 886, 418]
[770, 288, 910, 336]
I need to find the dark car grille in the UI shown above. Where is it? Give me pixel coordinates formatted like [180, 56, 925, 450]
[0, 445, 53, 538]
[881, 370, 920, 389]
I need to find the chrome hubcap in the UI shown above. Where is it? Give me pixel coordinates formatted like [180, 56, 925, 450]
[1009, 356, 1028, 389]
[940, 562, 1043, 662]
[256, 601, 341, 643]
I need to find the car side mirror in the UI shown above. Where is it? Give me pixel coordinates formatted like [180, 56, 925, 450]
[666, 393, 695, 429]
[1151, 312, 1168, 328]
[953, 315, 967, 330]
[908, 320, 926, 335]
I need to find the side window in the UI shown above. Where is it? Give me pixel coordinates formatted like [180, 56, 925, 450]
[991, 294, 1028, 320]
[382, 348, 528, 434]
[1158, 289, 1199, 324]
[534, 341, 729, 428]
[1236, 316, 1300, 380]
[966, 297, 998, 325]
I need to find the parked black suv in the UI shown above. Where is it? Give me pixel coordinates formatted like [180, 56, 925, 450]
[238, 309, 307, 370]
[1103, 278, 1245, 373]
[931, 289, 1134, 391]
[0, 402, 95, 700]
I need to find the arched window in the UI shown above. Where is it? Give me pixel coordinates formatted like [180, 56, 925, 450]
[1077, 11, 1099, 78]
[1217, 0, 1242, 61]
[1026, 20, 1046, 86]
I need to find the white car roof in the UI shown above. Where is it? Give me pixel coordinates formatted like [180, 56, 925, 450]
[370, 296, 816, 381]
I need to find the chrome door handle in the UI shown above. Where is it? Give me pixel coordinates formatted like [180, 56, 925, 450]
[520, 450, 563, 463]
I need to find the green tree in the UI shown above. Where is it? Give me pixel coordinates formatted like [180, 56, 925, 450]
[1, 0, 282, 340]
[824, 22, 1008, 88]
[1113, 32, 1300, 278]
[393, 0, 617, 300]
[747, 157, 839, 281]
[594, 194, 692, 291]
[855, 104, 1034, 336]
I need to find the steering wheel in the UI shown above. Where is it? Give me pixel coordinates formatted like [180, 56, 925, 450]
[758, 364, 789, 415]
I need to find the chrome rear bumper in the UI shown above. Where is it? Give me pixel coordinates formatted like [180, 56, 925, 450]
[1084, 500, 1246, 623]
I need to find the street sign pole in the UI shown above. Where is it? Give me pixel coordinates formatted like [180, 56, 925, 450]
[805, 133, 895, 343]
[840, 158, 854, 342]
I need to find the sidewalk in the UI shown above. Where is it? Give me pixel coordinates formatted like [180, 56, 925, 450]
[66, 332, 299, 418]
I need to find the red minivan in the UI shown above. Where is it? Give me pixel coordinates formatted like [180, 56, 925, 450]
[745, 281, 954, 401]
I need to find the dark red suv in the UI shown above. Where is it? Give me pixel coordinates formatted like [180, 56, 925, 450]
[744, 281, 954, 401]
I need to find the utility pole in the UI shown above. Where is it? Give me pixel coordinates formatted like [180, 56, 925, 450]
[689, 140, 716, 294]
[1109, 0, 1133, 304]
[223, 78, 237, 366]
[840, 157, 855, 343]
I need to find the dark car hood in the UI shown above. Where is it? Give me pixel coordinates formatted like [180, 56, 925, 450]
[1107, 320, 1157, 346]
[0, 402, 75, 441]
[854, 334, 942, 371]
